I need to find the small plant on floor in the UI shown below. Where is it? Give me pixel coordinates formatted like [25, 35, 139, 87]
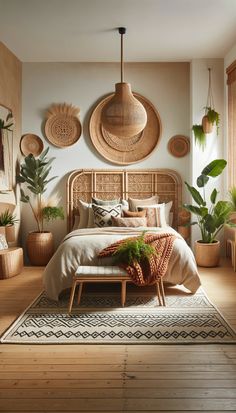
[113, 232, 157, 265]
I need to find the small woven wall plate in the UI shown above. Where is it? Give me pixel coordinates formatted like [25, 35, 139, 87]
[20, 134, 44, 157]
[45, 103, 82, 147]
[168, 135, 190, 158]
[89, 93, 162, 165]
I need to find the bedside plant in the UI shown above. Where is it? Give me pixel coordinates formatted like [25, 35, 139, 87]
[183, 159, 233, 267]
[17, 147, 64, 265]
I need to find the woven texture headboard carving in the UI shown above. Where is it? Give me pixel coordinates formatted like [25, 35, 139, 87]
[67, 169, 182, 232]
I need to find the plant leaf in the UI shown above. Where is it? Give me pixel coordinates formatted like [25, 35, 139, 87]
[210, 188, 218, 204]
[184, 182, 205, 206]
[197, 174, 209, 188]
[201, 159, 227, 177]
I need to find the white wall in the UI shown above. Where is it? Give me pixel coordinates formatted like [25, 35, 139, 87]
[22, 62, 190, 247]
[190, 58, 224, 244]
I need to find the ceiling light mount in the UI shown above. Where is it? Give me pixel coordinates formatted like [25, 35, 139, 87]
[101, 26, 147, 138]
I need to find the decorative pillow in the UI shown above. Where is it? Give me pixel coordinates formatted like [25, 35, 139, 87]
[164, 201, 173, 225]
[138, 203, 167, 227]
[92, 197, 120, 206]
[123, 209, 146, 218]
[92, 204, 122, 227]
[74, 200, 91, 229]
[111, 216, 147, 227]
[128, 195, 159, 212]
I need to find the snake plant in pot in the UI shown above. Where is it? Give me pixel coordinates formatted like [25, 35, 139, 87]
[183, 159, 233, 267]
[17, 147, 64, 265]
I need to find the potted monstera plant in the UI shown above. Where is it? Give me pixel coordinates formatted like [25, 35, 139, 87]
[183, 159, 233, 267]
[17, 147, 64, 265]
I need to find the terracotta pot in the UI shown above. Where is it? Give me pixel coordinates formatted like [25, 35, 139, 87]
[202, 115, 213, 134]
[194, 240, 220, 267]
[5, 225, 15, 242]
[27, 231, 54, 266]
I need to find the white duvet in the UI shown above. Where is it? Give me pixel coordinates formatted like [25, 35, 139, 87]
[43, 226, 201, 301]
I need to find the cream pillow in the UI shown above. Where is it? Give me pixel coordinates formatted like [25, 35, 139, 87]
[137, 204, 167, 227]
[73, 200, 91, 229]
[128, 195, 159, 212]
[111, 216, 147, 227]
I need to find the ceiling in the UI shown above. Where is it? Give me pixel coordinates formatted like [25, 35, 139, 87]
[1, 0, 236, 62]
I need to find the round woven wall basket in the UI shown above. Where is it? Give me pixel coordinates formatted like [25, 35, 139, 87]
[44, 104, 82, 148]
[168, 135, 190, 158]
[89, 93, 162, 165]
[20, 134, 44, 157]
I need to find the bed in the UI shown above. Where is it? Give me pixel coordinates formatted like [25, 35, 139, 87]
[43, 168, 201, 301]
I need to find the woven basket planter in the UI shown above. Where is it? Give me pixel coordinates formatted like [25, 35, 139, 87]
[194, 240, 220, 267]
[27, 231, 54, 266]
[202, 115, 213, 134]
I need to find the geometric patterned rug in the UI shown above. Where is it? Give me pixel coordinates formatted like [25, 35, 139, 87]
[1, 287, 236, 344]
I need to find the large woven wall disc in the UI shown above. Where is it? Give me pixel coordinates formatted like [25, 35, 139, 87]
[89, 93, 161, 165]
[45, 103, 82, 147]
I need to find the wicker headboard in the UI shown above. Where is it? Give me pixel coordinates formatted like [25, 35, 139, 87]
[67, 168, 182, 232]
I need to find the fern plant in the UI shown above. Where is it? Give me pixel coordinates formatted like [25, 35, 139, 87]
[113, 232, 157, 266]
[205, 107, 220, 135]
[42, 206, 64, 222]
[192, 124, 206, 150]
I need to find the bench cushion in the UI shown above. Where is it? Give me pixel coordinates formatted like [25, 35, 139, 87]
[75, 265, 128, 277]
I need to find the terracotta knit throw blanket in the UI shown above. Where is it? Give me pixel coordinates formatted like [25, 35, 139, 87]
[98, 233, 177, 286]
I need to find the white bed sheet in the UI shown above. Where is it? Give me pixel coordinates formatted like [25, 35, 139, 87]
[43, 226, 201, 301]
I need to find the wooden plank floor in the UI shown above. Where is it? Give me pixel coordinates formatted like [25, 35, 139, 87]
[0, 260, 236, 412]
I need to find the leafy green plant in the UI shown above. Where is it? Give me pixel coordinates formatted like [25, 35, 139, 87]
[42, 206, 64, 222]
[16, 147, 63, 232]
[183, 159, 234, 243]
[204, 107, 220, 135]
[192, 124, 206, 150]
[0, 209, 18, 226]
[113, 232, 157, 265]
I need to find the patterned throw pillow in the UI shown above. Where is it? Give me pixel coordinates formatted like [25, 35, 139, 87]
[92, 204, 121, 227]
[137, 204, 167, 227]
[111, 216, 147, 227]
[123, 209, 146, 218]
[128, 195, 159, 212]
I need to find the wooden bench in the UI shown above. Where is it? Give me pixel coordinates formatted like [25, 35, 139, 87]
[68, 265, 166, 313]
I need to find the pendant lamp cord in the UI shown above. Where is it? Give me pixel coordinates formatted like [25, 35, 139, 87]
[121, 31, 124, 82]
[118, 27, 126, 83]
[206, 68, 214, 113]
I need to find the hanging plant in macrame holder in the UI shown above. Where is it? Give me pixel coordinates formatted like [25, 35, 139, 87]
[192, 68, 220, 151]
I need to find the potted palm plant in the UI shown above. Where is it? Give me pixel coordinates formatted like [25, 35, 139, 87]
[183, 159, 233, 267]
[17, 147, 64, 265]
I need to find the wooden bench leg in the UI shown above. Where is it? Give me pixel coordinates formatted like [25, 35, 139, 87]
[78, 282, 83, 305]
[156, 281, 162, 306]
[160, 278, 166, 306]
[121, 280, 126, 307]
[68, 279, 77, 314]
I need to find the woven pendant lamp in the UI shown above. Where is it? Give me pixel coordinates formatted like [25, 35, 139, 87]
[101, 27, 147, 138]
